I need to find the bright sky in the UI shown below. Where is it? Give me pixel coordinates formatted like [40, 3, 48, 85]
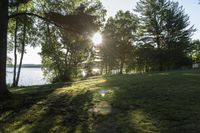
[21, 0, 200, 64]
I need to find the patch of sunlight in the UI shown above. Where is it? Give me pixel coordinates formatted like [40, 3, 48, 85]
[4, 120, 31, 133]
[131, 110, 160, 133]
[12, 124, 32, 133]
[158, 73, 169, 76]
[54, 77, 106, 95]
[3, 77, 107, 132]
[93, 101, 112, 115]
[10, 88, 26, 92]
[49, 115, 67, 132]
[183, 73, 200, 76]
[74, 125, 82, 133]
[4, 100, 49, 132]
[0, 111, 13, 121]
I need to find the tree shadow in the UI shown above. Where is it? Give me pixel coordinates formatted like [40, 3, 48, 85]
[99, 72, 200, 133]
[0, 80, 98, 133]
[0, 82, 69, 132]
[29, 90, 94, 133]
[1, 72, 200, 132]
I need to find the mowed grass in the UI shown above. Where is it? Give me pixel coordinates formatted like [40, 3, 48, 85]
[1, 70, 200, 133]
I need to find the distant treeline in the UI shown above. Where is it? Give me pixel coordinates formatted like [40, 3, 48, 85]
[6, 64, 41, 68]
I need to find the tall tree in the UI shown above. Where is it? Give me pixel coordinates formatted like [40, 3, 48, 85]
[12, 6, 19, 87]
[11, 2, 37, 87]
[41, 1, 106, 82]
[135, 0, 195, 70]
[0, 0, 9, 98]
[0, 0, 31, 97]
[102, 11, 137, 74]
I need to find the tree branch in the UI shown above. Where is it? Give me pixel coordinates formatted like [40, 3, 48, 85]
[8, 12, 81, 33]
[9, 12, 57, 26]
[8, 12, 91, 34]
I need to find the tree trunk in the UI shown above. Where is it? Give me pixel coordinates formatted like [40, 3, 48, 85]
[158, 49, 163, 71]
[16, 19, 27, 86]
[119, 59, 124, 74]
[0, 0, 9, 98]
[12, 15, 19, 87]
[105, 58, 108, 75]
[156, 36, 163, 71]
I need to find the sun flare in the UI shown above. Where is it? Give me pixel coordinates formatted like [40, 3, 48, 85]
[92, 32, 102, 46]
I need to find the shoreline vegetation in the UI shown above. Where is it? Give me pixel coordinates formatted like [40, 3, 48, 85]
[6, 64, 42, 68]
[1, 70, 200, 132]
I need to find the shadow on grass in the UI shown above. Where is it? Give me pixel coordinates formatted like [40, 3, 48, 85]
[99, 71, 200, 133]
[29, 90, 94, 133]
[0, 81, 96, 133]
[1, 71, 200, 133]
[0, 83, 68, 132]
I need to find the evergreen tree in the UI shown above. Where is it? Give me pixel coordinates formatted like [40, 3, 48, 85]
[135, 0, 195, 70]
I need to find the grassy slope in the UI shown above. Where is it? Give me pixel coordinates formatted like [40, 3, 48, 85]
[1, 70, 200, 133]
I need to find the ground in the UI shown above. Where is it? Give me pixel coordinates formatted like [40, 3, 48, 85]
[1, 70, 200, 133]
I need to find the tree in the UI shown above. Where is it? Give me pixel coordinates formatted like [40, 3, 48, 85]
[0, 0, 36, 97]
[102, 11, 138, 74]
[101, 18, 118, 74]
[135, 0, 195, 70]
[0, 0, 9, 98]
[189, 40, 200, 63]
[10, 2, 38, 87]
[0, 0, 105, 97]
[40, 1, 106, 82]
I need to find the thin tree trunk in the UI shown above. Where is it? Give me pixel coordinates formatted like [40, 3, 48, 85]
[156, 35, 163, 71]
[0, 0, 9, 98]
[16, 19, 27, 86]
[12, 19, 18, 87]
[105, 58, 108, 75]
[12, 6, 19, 87]
[158, 49, 163, 71]
[120, 59, 124, 74]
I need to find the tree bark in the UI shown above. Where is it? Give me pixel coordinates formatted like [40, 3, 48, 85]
[0, 0, 9, 98]
[16, 19, 27, 86]
[119, 59, 124, 74]
[12, 10, 19, 87]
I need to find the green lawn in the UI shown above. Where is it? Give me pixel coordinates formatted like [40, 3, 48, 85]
[1, 70, 200, 133]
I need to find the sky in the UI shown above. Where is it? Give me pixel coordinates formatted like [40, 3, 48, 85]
[20, 0, 200, 64]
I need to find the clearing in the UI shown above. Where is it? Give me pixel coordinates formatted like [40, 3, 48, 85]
[1, 70, 200, 133]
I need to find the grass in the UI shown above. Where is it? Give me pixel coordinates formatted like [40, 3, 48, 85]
[1, 70, 200, 133]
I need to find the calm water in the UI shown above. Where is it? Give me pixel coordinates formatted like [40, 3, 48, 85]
[6, 67, 49, 86]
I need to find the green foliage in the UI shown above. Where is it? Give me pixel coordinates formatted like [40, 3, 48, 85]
[189, 40, 200, 63]
[4, 0, 197, 88]
[8, 0, 40, 55]
[100, 0, 194, 74]
[135, 0, 195, 71]
[102, 10, 138, 74]
[40, 0, 105, 82]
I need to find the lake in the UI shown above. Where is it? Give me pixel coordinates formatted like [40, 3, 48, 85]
[6, 67, 49, 86]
